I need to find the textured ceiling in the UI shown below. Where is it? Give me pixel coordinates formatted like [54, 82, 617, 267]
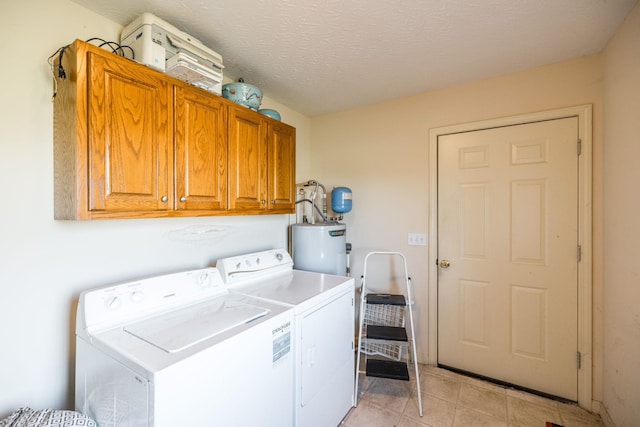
[71, 0, 637, 116]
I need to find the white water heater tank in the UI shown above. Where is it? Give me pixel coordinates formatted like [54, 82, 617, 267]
[291, 223, 347, 276]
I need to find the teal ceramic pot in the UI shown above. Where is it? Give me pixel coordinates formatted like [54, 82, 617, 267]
[258, 109, 281, 121]
[222, 79, 263, 110]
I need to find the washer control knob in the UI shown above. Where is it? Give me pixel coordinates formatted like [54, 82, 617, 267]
[105, 296, 122, 310]
[197, 273, 210, 286]
[275, 252, 284, 261]
[130, 291, 144, 303]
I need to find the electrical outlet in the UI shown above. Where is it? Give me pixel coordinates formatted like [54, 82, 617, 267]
[407, 233, 427, 246]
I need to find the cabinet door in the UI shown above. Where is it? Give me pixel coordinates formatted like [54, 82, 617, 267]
[87, 52, 171, 212]
[174, 86, 228, 211]
[268, 122, 296, 213]
[227, 106, 268, 211]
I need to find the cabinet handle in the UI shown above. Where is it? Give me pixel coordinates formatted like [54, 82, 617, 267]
[272, 200, 276, 204]
[261, 200, 266, 205]
[180, 196, 187, 202]
[161, 196, 168, 203]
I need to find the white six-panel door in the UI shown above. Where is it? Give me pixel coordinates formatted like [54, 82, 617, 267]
[437, 117, 579, 400]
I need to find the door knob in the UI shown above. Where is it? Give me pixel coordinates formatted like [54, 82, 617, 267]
[439, 259, 451, 269]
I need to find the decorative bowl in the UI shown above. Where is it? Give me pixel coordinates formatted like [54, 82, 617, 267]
[222, 79, 263, 110]
[258, 109, 281, 121]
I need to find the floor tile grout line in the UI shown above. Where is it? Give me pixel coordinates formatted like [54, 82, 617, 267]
[351, 364, 603, 427]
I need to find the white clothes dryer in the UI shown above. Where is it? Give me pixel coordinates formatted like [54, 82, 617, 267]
[75, 267, 294, 427]
[217, 249, 355, 427]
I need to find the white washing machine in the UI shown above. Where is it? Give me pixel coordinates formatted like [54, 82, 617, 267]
[75, 267, 294, 427]
[216, 248, 355, 427]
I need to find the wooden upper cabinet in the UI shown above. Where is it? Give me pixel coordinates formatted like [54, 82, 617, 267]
[87, 52, 171, 214]
[54, 39, 295, 219]
[174, 85, 227, 211]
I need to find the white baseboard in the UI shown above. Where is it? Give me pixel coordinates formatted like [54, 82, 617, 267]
[593, 400, 615, 427]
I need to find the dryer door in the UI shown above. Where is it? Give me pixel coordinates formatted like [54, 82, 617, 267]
[298, 291, 354, 427]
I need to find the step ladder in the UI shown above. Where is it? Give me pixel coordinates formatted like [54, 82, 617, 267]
[354, 252, 423, 417]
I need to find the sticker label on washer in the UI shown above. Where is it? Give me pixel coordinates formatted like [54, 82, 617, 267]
[272, 321, 291, 363]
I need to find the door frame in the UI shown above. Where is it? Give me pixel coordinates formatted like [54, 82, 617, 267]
[427, 105, 593, 409]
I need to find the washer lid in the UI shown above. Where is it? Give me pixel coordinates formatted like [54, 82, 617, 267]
[124, 299, 269, 353]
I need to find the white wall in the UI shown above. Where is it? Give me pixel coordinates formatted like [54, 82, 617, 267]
[0, 0, 311, 416]
[602, 2, 640, 426]
[310, 54, 604, 396]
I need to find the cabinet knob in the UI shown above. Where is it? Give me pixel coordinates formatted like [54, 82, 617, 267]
[261, 200, 266, 205]
[272, 200, 276, 204]
[161, 196, 168, 203]
[180, 196, 187, 202]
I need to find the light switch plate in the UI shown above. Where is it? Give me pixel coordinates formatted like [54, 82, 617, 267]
[408, 233, 427, 246]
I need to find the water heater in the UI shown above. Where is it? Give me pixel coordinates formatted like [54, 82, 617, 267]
[291, 223, 347, 276]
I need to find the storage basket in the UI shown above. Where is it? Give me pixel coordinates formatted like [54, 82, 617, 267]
[360, 301, 405, 361]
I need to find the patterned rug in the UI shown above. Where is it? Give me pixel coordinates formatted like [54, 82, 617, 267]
[0, 407, 96, 427]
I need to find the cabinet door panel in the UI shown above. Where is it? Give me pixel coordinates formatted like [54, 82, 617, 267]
[175, 86, 227, 211]
[88, 53, 170, 212]
[268, 122, 296, 212]
[228, 107, 267, 210]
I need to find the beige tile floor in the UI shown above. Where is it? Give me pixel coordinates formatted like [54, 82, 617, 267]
[341, 363, 604, 427]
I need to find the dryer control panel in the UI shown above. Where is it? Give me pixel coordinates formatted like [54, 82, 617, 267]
[216, 248, 293, 284]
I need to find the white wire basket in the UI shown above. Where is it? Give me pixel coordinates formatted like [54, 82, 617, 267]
[361, 301, 406, 361]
